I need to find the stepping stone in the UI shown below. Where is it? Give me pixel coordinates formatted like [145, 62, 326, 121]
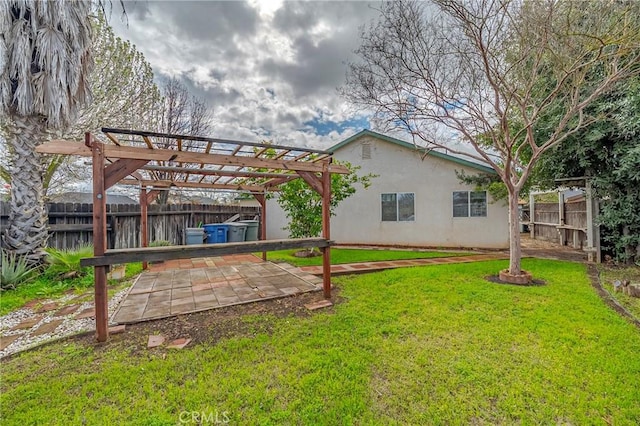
[32, 319, 64, 336]
[11, 316, 42, 331]
[75, 308, 95, 319]
[108, 325, 126, 335]
[304, 300, 333, 311]
[36, 302, 58, 313]
[0, 334, 20, 351]
[167, 338, 191, 349]
[54, 304, 81, 316]
[147, 335, 165, 348]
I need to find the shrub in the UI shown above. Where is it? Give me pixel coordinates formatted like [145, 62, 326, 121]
[45, 244, 94, 277]
[149, 240, 171, 247]
[1, 250, 40, 290]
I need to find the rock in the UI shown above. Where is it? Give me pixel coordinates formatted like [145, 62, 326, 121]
[613, 280, 622, 292]
[628, 284, 640, 298]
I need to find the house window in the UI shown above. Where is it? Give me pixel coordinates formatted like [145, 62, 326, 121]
[362, 142, 371, 159]
[453, 191, 487, 217]
[382, 193, 415, 221]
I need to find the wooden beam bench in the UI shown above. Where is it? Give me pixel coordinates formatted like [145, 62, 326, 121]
[80, 238, 332, 267]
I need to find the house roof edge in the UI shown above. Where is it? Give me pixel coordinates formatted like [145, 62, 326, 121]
[330, 129, 496, 175]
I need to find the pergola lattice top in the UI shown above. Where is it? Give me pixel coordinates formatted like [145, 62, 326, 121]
[37, 128, 349, 194]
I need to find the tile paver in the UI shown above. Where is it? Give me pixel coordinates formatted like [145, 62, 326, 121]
[11, 317, 42, 331]
[54, 304, 81, 316]
[0, 335, 21, 351]
[32, 319, 64, 336]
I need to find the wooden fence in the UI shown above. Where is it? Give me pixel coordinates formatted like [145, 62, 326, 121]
[529, 200, 587, 248]
[0, 202, 260, 250]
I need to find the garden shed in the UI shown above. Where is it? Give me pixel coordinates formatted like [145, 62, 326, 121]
[36, 128, 349, 341]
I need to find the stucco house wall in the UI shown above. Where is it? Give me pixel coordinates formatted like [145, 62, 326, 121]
[267, 130, 509, 249]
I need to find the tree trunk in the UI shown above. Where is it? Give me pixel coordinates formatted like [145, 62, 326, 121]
[507, 188, 522, 275]
[2, 115, 49, 265]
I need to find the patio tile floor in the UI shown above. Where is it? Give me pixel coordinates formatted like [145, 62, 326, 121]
[112, 255, 322, 324]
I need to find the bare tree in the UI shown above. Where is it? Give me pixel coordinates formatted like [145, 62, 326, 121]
[154, 77, 214, 203]
[343, 0, 640, 281]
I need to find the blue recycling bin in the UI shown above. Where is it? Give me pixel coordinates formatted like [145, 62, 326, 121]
[203, 224, 229, 244]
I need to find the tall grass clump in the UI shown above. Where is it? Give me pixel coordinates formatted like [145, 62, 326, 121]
[45, 244, 94, 278]
[1, 250, 40, 290]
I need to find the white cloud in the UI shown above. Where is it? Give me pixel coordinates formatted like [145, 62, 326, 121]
[109, 1, 380, 149]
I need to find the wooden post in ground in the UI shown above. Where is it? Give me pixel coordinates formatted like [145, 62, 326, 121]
[254, 192, 267, 261]
[586, 179, 601, 263]
[529, 192, 535, 239]
[321, 162, 331, 299]
[89, 133, 109, 342]
[140, 186, 148, 270]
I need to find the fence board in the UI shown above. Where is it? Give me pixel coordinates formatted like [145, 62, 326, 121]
[531, 200, 587, 248]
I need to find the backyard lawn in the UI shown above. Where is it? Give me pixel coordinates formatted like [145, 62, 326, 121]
[2, 259, 640, 424]
[263, 247, 470, 267]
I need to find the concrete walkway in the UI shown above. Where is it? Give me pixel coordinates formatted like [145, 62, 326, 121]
[299, 253, 509, 276]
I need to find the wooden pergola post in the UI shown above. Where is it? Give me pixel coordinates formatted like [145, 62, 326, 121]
[140, 187, 162, 270]
[321, 161, 331, 299]
[254, 192, 267, 261]
[88, 133, 109, 342]
[140, 186, 148, 270]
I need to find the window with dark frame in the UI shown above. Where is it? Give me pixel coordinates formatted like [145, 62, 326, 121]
[381, 193, 415, 222]
[453, 191, 487, 217]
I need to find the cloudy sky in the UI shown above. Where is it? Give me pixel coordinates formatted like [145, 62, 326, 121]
[109, 0, 384, 150]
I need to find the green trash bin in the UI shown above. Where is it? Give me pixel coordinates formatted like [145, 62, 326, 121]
[227, 223, 247, 242]
[240, 220, 259, 241]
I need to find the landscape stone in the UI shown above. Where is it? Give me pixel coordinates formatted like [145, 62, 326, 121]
[167, 338, 191, 349]
[304, 300, 333, 311]
[147, 335, 165, 348]
[32, 319, 64, 336]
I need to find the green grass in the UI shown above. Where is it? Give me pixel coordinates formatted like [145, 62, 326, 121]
[2, 259, 640, 424]
[0, 262, 143, 315]
[263, 247, 470, 267]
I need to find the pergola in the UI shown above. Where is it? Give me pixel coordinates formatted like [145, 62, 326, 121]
[36, 128, 349, 341]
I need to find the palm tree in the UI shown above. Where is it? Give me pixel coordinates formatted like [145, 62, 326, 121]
[0, 1, 93, 264]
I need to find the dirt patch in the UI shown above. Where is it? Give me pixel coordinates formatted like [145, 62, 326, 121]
[68, 289, 344, 357]
[485, 275, 546, 286]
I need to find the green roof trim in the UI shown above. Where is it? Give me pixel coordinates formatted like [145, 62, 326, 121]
[329, 129, 496, 175]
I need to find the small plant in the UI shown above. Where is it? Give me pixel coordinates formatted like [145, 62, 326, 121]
[1, 250, 40, 290]
[149, 240, 171, 247]
[45, 244, 94, 278]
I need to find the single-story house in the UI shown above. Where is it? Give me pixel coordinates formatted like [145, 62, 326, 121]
[267, 130, 509, 249]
